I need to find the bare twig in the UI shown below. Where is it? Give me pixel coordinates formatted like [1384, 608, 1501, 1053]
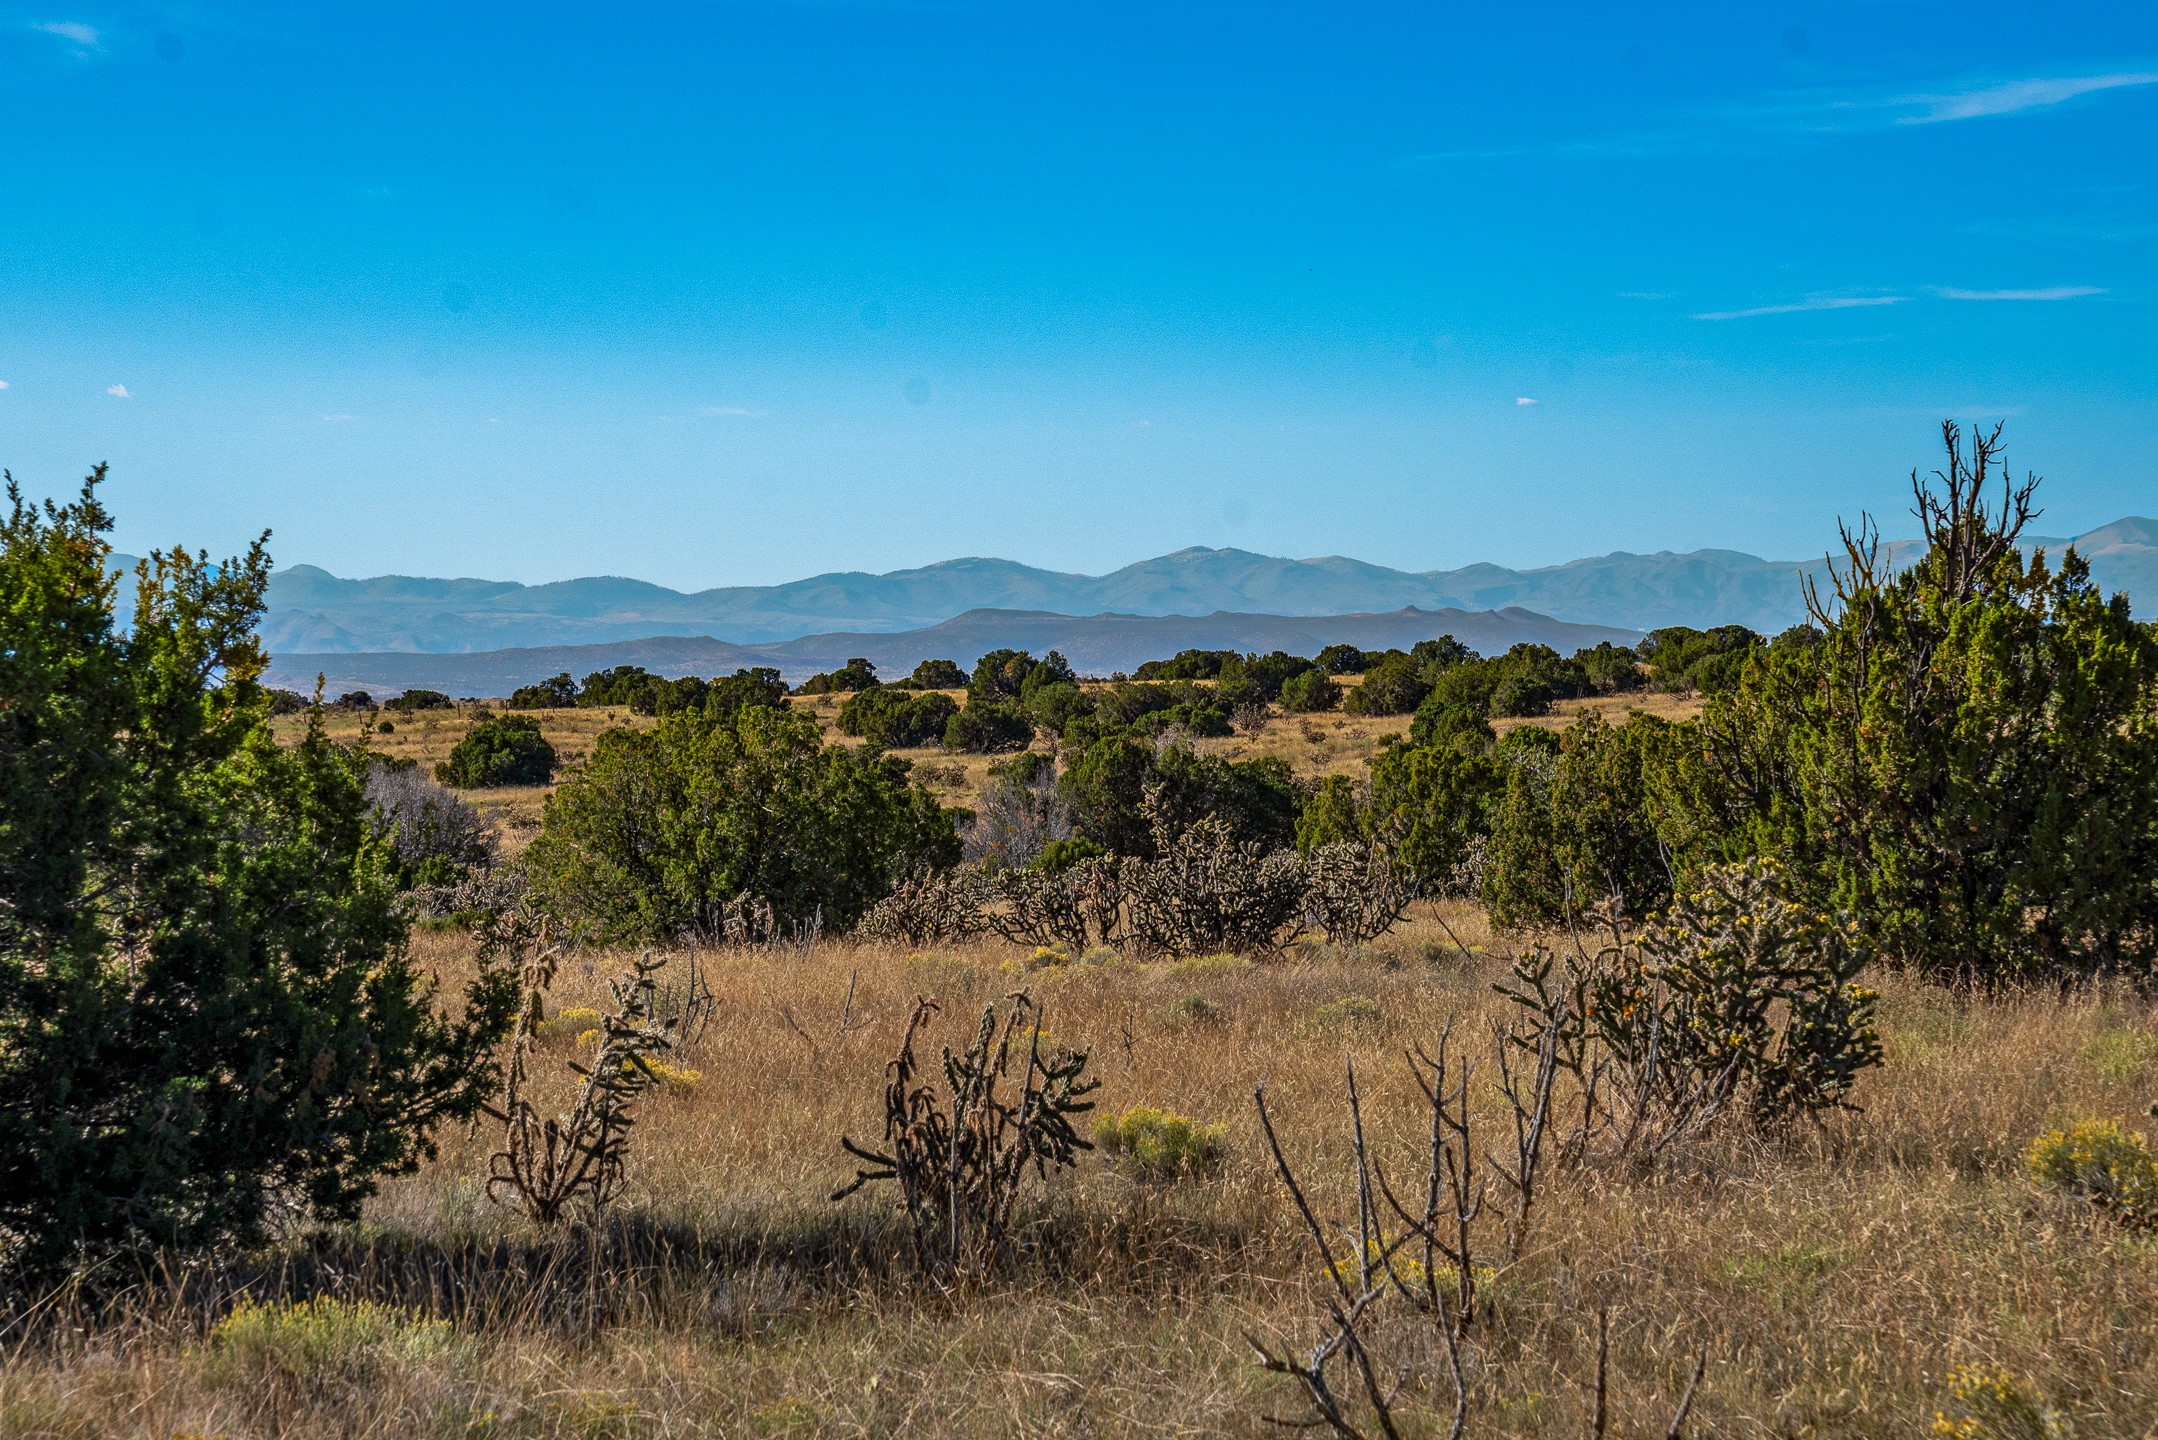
[1664, 1343, 1710, 1440]
[779, 1006, 821, 1058]
[1588, 1305, 1610, 1440]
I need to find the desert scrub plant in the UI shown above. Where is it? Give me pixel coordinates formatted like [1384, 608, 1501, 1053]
[855, 866, 990, 944]
[963, 752, 1074, 868]
[2028, 1118, 2158, 1227]
[364, 758, 496, 886]
[200, 1296, 465, 1387]
[484, 922, 687, 1226]
[1500, 859, 1882, 1148]
[1162, 993, 1224, 1028]
[1095, 1104, 1227, 1178]
[1004, 944, 1070, 973]
[2088, 1025, 2158, 1084]
[535, 1005, 604, 1046]
[1307, 993, 1383, 1034]
[833, 992, 1099, 1280]
[636, 1058, 702, 1094]
[1299, 835, 1414, 946]
[1167, 952, 1249, 981]
[1319, 1242, 1498, 1308]
[1931, 1362, 2074, 1440]
[1123, 794, 1305, 958]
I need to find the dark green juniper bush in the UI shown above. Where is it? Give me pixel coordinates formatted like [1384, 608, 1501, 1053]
[436, 712, 558, 787]
[522, 701, 959, 943]
[0, 467, 518, 1279]
[1669, 422, 2158, 983]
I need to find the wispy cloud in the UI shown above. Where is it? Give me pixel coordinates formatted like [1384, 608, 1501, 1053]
[105, 383, 131, 398]
[1894, 73, 2158, 124]
[1617, 291, 1672, 300]
[320, 413, 355, 422]
[0, 380, 10, 390]
[1929, 284, 2107, 301]
[1693, 295, 1905, 322]
[32, 20, 100, 47]
[1400, 68, 2158, 163]
[1515, 397, 1540, 407]
[699, 405, 768, 418]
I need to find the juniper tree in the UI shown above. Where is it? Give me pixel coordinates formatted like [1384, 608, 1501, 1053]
[0, 468, 516, 1277]
[1677, 423, 2158, 983]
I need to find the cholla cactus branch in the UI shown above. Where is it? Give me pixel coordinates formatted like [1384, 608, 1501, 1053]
[1124, 789, 1304, 957]
[485, 941, 683, 1226]
[1302, 835, 1415, 946]
[834, 991, 1098, 1281]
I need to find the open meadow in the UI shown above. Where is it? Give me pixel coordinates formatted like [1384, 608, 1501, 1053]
[6, 918, 2157, 1437]
[21, 458, 2156, 1439]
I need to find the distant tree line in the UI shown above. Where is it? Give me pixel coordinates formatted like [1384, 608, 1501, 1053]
[507, 664, 789, 718]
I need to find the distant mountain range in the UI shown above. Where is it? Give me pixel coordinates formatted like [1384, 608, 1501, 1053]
[228, 516, 2154, 657]
[261, 605, 1640, 696]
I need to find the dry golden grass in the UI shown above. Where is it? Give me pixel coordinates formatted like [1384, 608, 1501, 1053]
[10, 912, 2158, 1438]
[1496, 688, 1706, 735]
[96, 692, 2130, 1435]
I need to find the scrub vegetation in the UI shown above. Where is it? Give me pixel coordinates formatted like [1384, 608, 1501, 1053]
[7, 425, 2158, 1438]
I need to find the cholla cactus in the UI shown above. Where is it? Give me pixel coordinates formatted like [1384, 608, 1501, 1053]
[1124, 792, 1304, 958]
[834, 992, 1097, 1279]
[990, 857, 1126, 953]
[485, 945, 685, 1225]
[1300, 836, 1414, 946]
[857, 867, 992, 944]
[1499, 858, 1881, 1145]
[408, 865, 527, 920]
[1620, 858, 1880, 1127]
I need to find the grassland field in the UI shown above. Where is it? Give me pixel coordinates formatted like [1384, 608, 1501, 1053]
[18, 682, 2154, 1438]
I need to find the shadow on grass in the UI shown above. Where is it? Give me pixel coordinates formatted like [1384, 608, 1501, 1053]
[6, 1190, 1269, 1345]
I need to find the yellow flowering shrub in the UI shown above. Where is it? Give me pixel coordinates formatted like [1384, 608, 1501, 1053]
[2029, 1118, 2158, 1226]
[535, 1006, 604, 1045]
[1095, 1104, 1227, 1178]
[1931, 1362, 2073, 1440]
[202, 1296, 462, 1384]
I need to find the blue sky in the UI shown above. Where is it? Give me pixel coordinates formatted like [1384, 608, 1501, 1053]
[0, 1, 2152, 588]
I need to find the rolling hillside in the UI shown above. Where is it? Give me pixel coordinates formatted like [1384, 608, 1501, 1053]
[235, 518, 2154, 656]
